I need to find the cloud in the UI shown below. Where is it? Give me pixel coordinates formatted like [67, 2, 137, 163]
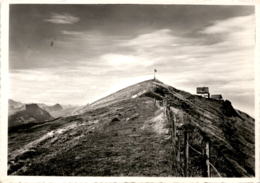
[100, 53, 154, 69]
[10, 69, 100, 105]
[200, 15, 254, 50]
[122, 29, 177, 48]
[44, 13, 80, 24]
[200, 15, 254, 34]
[61, 30, 84, 35]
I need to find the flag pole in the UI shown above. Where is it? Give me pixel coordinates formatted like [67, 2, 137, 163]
[154, 69, 157, 80]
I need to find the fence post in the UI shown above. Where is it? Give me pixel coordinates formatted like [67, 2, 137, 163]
[205, 140, 210, 177]
[167, 102, 177, 175]
[176, 131, 180, 162]
[202, 139, 210, 177]
[171, 109, 176, 146]
[184, 130, 189, 177]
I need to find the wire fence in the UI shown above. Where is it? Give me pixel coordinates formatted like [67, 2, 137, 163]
[188, 143, 222, 177]
[163, 98, 222, 177]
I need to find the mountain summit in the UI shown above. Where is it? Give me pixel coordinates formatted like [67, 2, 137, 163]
[8, 79, 254, 176]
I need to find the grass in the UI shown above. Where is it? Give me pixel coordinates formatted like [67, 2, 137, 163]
[8, 81, 255, 176]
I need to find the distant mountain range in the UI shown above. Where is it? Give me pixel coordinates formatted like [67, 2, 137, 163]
[8, 99, 80, 127]
[8, 79, 254, 177]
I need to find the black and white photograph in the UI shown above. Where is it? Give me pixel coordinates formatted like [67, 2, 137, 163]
[6, 3, 256, 177]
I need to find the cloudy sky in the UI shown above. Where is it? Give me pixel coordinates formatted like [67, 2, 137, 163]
[9, 4, 255, 116]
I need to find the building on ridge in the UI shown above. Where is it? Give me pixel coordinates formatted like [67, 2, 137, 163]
[196, 87, 210, 98]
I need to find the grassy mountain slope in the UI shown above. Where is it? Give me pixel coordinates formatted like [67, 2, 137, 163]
[8, 79, 254, 176]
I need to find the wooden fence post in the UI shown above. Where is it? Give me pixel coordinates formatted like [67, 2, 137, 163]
[173, 114, 176, 142]
[205, 140, 210, 177]
[170, 109, 176, 146]
[166, 103, 177, 175]
[176, 131, 180, 162]
[184, 130, 189, 177]
[202, 139, 210, 177]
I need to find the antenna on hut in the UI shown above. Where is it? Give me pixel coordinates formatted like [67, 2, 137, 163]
[154, 69, 157, 80]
